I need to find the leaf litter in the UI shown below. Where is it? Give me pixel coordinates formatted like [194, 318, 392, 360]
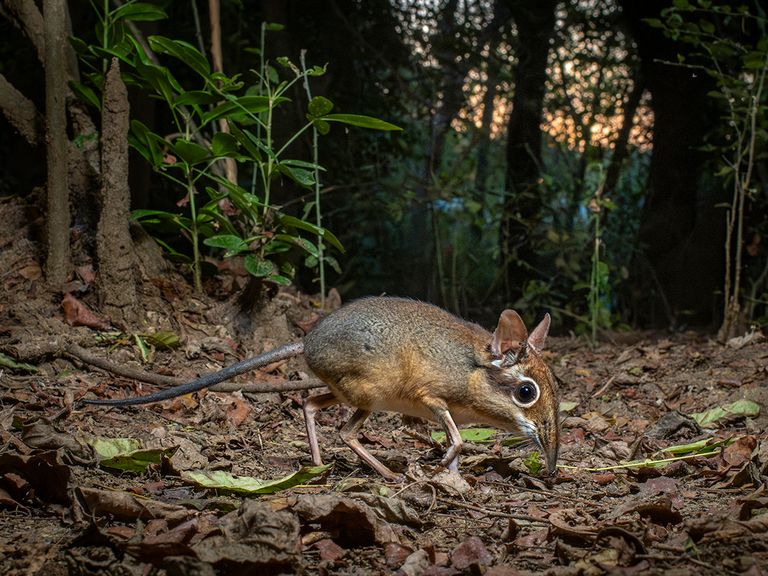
[1, 282, 768, 573]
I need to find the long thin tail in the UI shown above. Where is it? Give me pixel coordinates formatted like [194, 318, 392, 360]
[83, 341, 305, 406]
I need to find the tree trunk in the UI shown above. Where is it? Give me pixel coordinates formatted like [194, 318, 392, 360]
[97, 58, 139, 327]
[208, 0, 238, 186]
[604, 76, 644, 197]
[43, 0, 71, 288]
[621, 0, 724, 327]
[500, 0, 557, 301]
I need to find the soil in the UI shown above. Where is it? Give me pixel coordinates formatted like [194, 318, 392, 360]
[1, 199, 768, 576]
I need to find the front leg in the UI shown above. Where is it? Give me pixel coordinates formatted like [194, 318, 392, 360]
[422, 397, 463, 472]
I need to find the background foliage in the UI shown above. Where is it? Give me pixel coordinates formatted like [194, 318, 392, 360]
[0, 0, 765, 334]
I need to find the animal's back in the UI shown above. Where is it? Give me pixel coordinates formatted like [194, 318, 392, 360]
[303, 297, 489, 413]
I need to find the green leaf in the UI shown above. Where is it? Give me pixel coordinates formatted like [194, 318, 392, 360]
[277, 164, 315, 188]
[264, 22, 285, 31]
[202, 96, 288, 126]
[69, 81, 101, 110]
[148, 36, 211, 79]
[275, 234, 319, 257]
[308, 95, 334, 117]
[281, 159, 326, 171]
[743, 51, 768, 70]
[228, 124, 263, 161]
[134, 334, 151, 362]
[182, 465, 329, 494]
[0, 352, 38, 373]
[664, 437, 732, 455]
[324, 255, 342, 274]
[324, 114, 402, 131]
[174, 91, 220, 107]
[144, 331, 180, 350]
[312, 118, 330, 135]
[134, 59, 181, 105]
[112, 2, 167, 22]
[277, 214, 345, 252]
[690, 400, 760, 427]
[244, 255, 274, 277]
[173, 138, 209, 165]
[128, 120, 167, 168]
[204, 234, 248, 254]
[698, 19, 715, 34]
[89, 438, 178, 473]
[211, 132, 239, 157]
[306, 65, 327, 77]
[560, 401, 579, 413]
[267, 274, 293, 286]
[431, 428, 498, 444]
[672, 0, 690, 9]
[523, 451, 544, 475]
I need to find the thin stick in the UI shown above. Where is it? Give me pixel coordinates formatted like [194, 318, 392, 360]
[557, 450, 720, 472]
[591, 375, 617, 398]
[436, 496, 548, 524]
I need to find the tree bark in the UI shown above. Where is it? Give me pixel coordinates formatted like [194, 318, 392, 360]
[604, 76, 644, 197]
[0, 73, 42, 145]
[3, 0, 45, 63]
[500, 0, 557, 301]
[97, 58, 139, 327]
[43, 0, 71, 288]
[208, 0, 237, 186]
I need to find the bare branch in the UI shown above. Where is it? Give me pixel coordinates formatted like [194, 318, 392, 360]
[0, 72, 42, 145]
[2, 0, 45, 63]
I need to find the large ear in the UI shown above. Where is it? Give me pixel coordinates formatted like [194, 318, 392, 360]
[491, 310, 528, 357]
[527, 313, 551, 352]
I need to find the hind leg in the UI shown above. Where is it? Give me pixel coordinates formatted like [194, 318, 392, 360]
[303, 392, 340, 465]
[339, 409, 401, 480]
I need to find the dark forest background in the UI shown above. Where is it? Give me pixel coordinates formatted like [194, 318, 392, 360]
[1, 0, 766, 337]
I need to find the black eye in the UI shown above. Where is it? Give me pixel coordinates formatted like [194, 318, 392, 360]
[514, 381, 539, 405]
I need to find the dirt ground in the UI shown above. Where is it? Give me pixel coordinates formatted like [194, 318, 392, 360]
[1, 201, 767, 575]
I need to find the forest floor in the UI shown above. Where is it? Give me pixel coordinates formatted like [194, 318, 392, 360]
[1, 203, 768, 576]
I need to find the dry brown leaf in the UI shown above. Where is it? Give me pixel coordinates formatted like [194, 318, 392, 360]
[61, 293, 111, 330]
[451, 536, 493, 570]
[313, 538, 346, 562]
[225, 394, 252, 427]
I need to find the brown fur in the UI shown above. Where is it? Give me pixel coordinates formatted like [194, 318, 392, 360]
[303, 297, 560, 477]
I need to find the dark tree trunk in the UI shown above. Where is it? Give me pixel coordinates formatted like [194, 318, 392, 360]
[500, 0, 557, 302]
[621, 0, 724, 327]
[604, 76, 644, 197]
[43, 0, 71, 288]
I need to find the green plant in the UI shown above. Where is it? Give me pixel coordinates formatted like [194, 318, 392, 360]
[72, 5, 401, 293]
[585, 167, 615, 344]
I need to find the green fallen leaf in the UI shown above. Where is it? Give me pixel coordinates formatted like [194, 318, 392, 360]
[524, 451, 544, 475]
[431, 428, 498, 444]
[144, 330, 181, 349]
[560, 401, 579, 413]
[664, 437, 733, 456]
[0, 352, 38, 373]
[89, 438, 178, 473]
[182, 465, 329, 494]
[690, 400, 760, 428]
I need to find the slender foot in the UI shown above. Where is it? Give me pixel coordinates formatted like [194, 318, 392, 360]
[340, 408, 403, 480]
[303, 392, 339, 466]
